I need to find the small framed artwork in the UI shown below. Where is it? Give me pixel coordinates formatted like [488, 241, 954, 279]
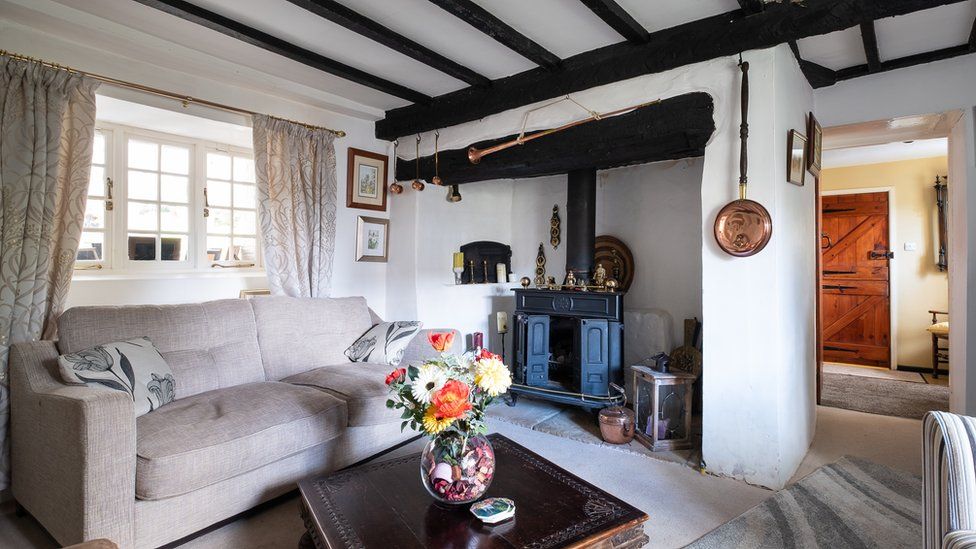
[356, 216, 389, 262]
[787, 130, 807, 186]
[346, 148, 389, 211]
[807, 112, 822, 177]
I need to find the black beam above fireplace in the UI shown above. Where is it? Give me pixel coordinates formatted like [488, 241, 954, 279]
[394, 92, 713, 185]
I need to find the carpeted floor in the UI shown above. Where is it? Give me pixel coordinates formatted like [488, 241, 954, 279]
[688, 456, 921, 548]
[821, 371, 949, 419]
[824, 363, 924, 383]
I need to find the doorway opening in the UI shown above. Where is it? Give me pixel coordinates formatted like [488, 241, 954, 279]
[816, 114, 953, 419]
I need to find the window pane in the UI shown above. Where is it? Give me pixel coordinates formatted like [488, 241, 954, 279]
[233, 237, 257, 261]
[207, 236, 231, 261]
[207, 181, 231, 207]
[233, 156, 255, 183]
[233, 210, 256, 235]
[77, 232, 104, 261]
[207, 153, 231, 180]
[233, 183, 255, 208]
[128, 234, 157, 261]
[84, 199, 105, 229]
[128, 202, 158, 232]
[161, 234, 188, 261]
[89, 166, 105, 197]
[93, 133, 106, 165]
[208, 208, 231, 234]
[160, 205, 189, 232]
[128, 140, 158, 170]
[128, 170, 158, 200]
[161, 175, 189, 203]
[160, 145, 190, 175]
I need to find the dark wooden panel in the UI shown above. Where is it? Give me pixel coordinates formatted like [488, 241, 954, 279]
[132, 0, 431, 104]
[395, 92, 713, 185]
[284, 0, 488, 87]
[427, 0, 561, 68]
[377, 0, 967, 139]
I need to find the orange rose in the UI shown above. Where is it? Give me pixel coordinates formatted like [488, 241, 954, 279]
[385, 367, 406, 385]
[427, 331, 455, 353]
[430, 380, 473, 420]
[478, 348, 500, 361]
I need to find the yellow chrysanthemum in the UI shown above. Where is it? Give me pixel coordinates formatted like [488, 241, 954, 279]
[422, 406, 454, 435]
[475, 357, 512, 397]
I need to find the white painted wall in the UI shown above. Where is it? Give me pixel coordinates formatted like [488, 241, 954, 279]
[814, 54, 976, 414]
[0, 16, 393, 316]
[391, 46, 816, 489]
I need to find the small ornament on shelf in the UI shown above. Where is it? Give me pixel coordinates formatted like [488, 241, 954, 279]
[550, 205, 561, 249]
[453, 252, 465, 285]
[534, 243, 546, 287]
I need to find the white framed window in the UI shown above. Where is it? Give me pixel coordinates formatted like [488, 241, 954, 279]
[75, 123, 261, 275]
[76, 130, 112, 269]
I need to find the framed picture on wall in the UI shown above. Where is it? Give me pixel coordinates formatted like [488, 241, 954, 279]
[346, 148, 388, 212]
[806, 112, 823, 177]
[787, 130, 807, 186]
[355, 216, 389, 262]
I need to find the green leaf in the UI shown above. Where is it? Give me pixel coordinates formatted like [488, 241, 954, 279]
[400, 408, 413, 419]
[386, 399, 395, 409]
[400, 420, 408, 432]
[407, 365, 419, 379]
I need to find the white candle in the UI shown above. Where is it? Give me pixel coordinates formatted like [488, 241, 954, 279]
[495, 262, 507, 283]
[496, 311, 509, 334]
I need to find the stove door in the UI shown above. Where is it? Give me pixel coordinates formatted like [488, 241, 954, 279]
[522, 315, 550, 387]
[578, 319, 610, 396]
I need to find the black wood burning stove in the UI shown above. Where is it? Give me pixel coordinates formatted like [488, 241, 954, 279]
[508, 168, 625, 409]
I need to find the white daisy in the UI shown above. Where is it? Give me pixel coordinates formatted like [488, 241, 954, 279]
[411, 363, 448, 404]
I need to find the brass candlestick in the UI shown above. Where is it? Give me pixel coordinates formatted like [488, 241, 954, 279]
[468, 260, 475, 284]
[482, 260, 489, 283]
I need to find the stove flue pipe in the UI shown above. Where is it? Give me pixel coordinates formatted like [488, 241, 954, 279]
[565, 168, 596, 283]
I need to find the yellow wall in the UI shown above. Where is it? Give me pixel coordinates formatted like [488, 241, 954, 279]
[822, 156, 949, 369]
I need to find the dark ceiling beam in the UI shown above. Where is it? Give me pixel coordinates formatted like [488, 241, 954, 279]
[427, 0, 561, 69]
[787, 40, 838, 88]
[132, 0, 431, 104]
[860, 21, 881, 72]
[378, 0, 966, 139]
[969, 16, 975, 51]
[284, 0, 489, 87]
[833, 43, 974, 86]
[579, 0, 648, 43]
[737, 0, 766, 14]
[396, 93, 714, 185]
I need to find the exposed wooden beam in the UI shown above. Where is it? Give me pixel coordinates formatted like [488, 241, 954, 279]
[860, 21, 881, 72]
[788, 40, 838, 88]
[834, 43, 974, 86]
[378, 0, 966, 139]
[737, 0, 766, 14]
[284, 0, 489, 87]
[132, 0, 431, 104]
[579, 0, 648, 43]
[396, 93, 714, 184]
[427, 0, 561, 69]
[969, 15, 975, 51]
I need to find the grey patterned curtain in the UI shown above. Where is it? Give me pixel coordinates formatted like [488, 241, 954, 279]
[251, 115, 337, 298]
[0, 57, 99, 491]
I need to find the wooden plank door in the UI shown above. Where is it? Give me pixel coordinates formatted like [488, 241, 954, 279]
[820, 192, 892, 368]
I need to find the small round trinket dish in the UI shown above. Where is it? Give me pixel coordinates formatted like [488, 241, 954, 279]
[470, 497, 515, 524]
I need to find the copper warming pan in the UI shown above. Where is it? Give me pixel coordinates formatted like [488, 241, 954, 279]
[714, 59, 772, 257]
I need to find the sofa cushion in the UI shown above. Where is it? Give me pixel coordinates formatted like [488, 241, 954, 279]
[284, 363, 401, 427]
[58, 300, 264, 399]
[135, 382, 347, 500]
[249, 296, 374, 380]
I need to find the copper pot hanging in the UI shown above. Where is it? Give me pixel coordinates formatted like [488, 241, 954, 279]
[714, 59, 772, 257]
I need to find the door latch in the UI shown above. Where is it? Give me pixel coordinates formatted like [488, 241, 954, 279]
[869, 250, 894, 260]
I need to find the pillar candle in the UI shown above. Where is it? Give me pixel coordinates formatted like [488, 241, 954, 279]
[453, 252, 464, 270]
[495, 262, 507, 283]
[496, 311, 509, 334]
[473, 332, 484, 351]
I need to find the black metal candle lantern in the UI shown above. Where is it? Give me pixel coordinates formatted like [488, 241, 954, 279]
[631, 365, 696, 452]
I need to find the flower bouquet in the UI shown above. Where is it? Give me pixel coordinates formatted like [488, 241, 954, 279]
[385, 331, 512, 504]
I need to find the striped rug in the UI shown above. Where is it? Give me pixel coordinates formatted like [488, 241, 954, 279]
[688, 456, 921, 548]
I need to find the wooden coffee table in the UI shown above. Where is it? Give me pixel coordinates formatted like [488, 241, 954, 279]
[298, 433, 648, 548]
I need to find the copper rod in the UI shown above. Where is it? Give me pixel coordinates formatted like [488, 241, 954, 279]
[467, 99, 661, 164]
[0, 49, 346, 137]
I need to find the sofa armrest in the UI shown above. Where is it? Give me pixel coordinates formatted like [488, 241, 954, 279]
[9, 341, 135, 548]
[944, 530, 976, 549]
[923, 411, 976, 549]
[400, 328, 461, 366]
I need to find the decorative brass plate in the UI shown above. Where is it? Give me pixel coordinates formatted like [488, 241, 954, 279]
[594, 235, 634, 292]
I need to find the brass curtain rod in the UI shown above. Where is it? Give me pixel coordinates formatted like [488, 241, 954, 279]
[0, 49, 346, 137]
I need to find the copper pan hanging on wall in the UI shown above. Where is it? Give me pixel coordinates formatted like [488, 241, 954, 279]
[714, 58, 772, 257]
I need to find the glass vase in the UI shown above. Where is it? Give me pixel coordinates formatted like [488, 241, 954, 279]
[420, 433, 494, 505]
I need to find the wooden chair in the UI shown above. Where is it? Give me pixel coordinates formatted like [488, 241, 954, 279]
[927, 310, 949, 378]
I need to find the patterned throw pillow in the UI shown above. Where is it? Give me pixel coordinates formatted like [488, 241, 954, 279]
[58, 337, 176, 417]
[344, 321, 423, 366]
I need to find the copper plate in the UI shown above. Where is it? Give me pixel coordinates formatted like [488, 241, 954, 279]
[594, 235, 635, 291]
[713, 199, 772, 257]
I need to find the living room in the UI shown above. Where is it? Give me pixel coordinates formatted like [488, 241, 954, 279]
[1, 1, 975, 548]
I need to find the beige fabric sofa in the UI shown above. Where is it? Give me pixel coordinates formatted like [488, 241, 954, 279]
[9, 296, 453, 549]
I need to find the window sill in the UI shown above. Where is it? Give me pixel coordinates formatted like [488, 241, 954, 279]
[72, 269, 266, 282]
